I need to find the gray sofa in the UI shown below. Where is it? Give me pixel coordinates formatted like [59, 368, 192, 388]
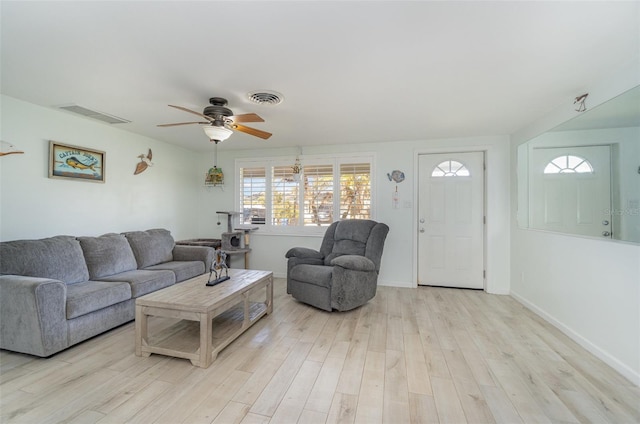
[0, 228, 214, 357]
[285, 219, 389, 311]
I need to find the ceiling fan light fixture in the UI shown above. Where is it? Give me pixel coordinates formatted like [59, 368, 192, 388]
[203, 126, 233, 142]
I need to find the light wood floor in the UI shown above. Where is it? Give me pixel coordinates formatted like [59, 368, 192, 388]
[1, 279, 638, 424]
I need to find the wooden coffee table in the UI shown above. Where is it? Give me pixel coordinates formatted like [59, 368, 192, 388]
[135, 269, 273, 368]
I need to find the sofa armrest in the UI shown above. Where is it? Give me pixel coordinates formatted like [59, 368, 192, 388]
[0, 275, 68, 357]
[331, 255, 376, 272]
[173, 245, 215, 272]
[285, 247, 324, 260]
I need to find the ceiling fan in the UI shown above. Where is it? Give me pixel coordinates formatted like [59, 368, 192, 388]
[157, 97, 272, 143]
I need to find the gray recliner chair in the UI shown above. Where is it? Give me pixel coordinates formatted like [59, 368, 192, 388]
[285, 219, 389, 311]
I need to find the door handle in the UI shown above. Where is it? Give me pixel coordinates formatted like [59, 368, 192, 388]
[602, 231, 611, 237]
[420, 228, 425, 233]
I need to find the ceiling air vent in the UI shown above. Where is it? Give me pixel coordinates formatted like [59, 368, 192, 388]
[58, 104, 130, 124]
[247, 90, 284, 106]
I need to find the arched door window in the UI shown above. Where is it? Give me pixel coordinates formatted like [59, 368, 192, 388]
[543, 155, 593, 174]
[431, 160, 470, 177]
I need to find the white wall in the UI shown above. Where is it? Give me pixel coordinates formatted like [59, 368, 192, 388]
[510, 61, 640, 385]
[615, 137, 640, 241]
[0, 95, 202, 241]
[196, 136, 511, 293]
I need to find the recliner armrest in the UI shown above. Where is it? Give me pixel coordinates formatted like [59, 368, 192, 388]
[285, 247, 324, 260]
[331, 255, 376, 272]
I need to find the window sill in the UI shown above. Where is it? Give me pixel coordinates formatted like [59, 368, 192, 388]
[249, 228, 326, 238]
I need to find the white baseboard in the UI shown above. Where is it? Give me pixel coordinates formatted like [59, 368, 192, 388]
[486, 288, 510, 295]
[510, 291, 640, 387]
[377, 279, 413, 288]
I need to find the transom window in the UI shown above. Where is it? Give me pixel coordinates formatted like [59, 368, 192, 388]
[544, 155, 593, 174]
[431, 160, 470, 177]
[237, 154, 373, 232]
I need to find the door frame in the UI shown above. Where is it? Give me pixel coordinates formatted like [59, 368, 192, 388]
[413, 148, 487, 290]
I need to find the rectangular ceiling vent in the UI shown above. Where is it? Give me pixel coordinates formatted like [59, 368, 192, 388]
[57, 104, 130, 124]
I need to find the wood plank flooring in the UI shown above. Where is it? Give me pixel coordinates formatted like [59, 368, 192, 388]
[1, 279, 638, 423]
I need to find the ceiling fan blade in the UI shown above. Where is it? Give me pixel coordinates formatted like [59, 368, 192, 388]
[232, 124, 272, 140]
[229, 113, 264, 123]
[157, 121, 209, 127]
[168, 104, 214, 121]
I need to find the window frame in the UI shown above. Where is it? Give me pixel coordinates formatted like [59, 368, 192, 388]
[543, 154, 594, 174]
[431, 160, 471, 177]
[235, 152, 376, 235]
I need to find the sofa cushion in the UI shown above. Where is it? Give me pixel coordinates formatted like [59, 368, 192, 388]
[124, 229, 174, 269]
[145, 261, 204, 283]
[78, 233, 138, 279]
[66, 281, 132, 319]
[97, 269, 175, 297]
[0, 236, 89, 284]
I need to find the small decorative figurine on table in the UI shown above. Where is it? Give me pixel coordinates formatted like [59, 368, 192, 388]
[207, 248, 230, 286]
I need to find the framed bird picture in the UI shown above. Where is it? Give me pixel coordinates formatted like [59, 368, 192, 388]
[49, 141, 105, 183]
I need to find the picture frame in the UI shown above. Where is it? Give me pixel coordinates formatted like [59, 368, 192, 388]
[49, 141, 105, 183]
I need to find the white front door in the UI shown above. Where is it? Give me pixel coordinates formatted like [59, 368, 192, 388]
[529, 145, 611, 238]
[417, 152, 484, 289]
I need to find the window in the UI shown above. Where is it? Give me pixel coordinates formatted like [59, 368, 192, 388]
[543, 155, 593, 174]
[431, 160, 470, 177]
[240, 167, 266, 225]
[340, 163, 371, 220]
[303, 164, 334, 226]
[237, 154, 373, 232]
[272, 165, 299, 226]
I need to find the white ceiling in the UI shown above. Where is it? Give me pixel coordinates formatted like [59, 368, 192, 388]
[1, 1, 638, 152]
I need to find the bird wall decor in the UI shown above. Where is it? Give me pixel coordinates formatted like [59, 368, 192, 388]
[134, 149, 153, 175]
[0, 140, 24, 156]
[574, 93, 588, 112]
